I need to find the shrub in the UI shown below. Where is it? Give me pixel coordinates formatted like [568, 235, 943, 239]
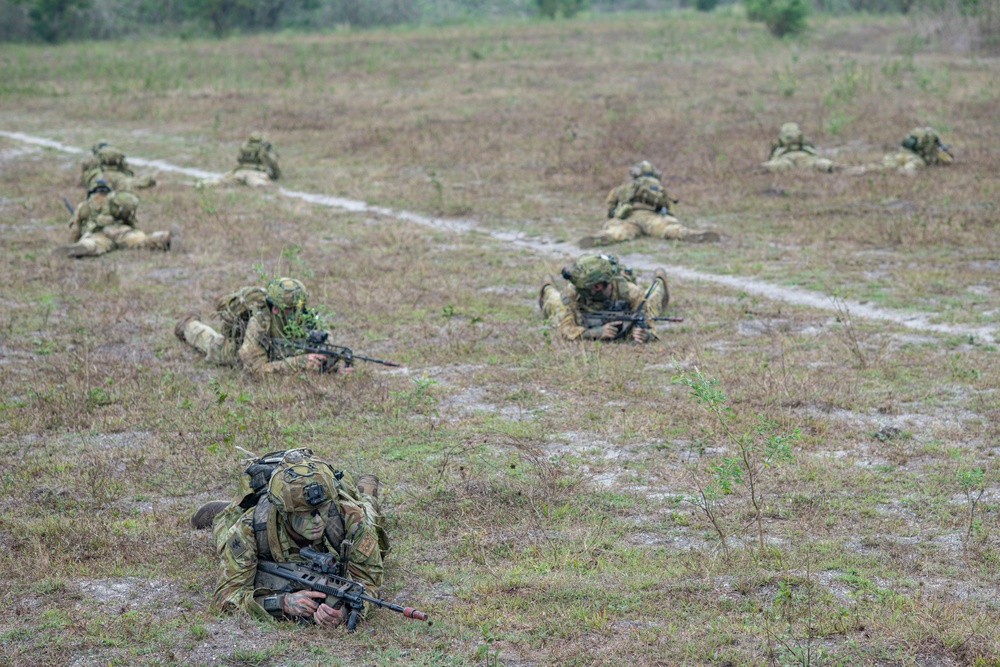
[696, 0, 720, 11]
[745, 0, 809, 36]
[536, 0, 588, 19]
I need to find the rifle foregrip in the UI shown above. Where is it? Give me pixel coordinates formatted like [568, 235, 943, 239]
[403, 607, 429, 621]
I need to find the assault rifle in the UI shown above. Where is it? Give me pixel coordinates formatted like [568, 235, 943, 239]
[257, 546, 430, 631]
[63, 197, 75, 215]
[270, 331, 400, 371]
[580, 298, 683, 341]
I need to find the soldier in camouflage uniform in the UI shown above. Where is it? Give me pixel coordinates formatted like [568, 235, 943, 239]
[539, 252, 669, 343]
[198, 132, 282, 188]
[80, 142, 157, 191]
[60, 179, 178, 258]
[206, 449, 386, 626]
[175, 277, 349, 376]
[579, 161, 719, 248]
[882, 127, 953, 175]
[761, 122, 835, 173]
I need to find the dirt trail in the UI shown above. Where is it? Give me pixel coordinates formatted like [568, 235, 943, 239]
[4, 129, 995, 344]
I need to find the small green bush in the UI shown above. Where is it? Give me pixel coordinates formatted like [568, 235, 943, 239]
[744, 0, 809, 36]
[536, 0, 588, 19]
[696, 0, 720, 11]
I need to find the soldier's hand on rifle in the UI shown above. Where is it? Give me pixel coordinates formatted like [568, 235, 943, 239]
[283, 590, 326, 617]
[632, 326, 650, 343]
[314, 602, 346, 628]
[303, 354, 327, 372]
[601, 321, 623, 340]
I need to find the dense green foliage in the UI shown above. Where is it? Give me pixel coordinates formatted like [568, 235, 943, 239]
[2, 0, 998, 46]
[536, 0, 588, 17]
[745, 0, 810, 35]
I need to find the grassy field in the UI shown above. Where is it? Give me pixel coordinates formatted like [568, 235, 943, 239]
[1, 8, 999, 667]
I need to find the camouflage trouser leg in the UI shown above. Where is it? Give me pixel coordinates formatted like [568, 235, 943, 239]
[763, 152, 834, 173]
[222, 168, 272, 188]
[181, 320, 239, 366]
[104, 224, 171, 251]
[634, 212, 683, 239]
[762, 156, 795, 172]
[632, 210, 719, 243]
[596, 219, 643, 245]
[540, 283, 565, 321]
[883, 151, 925, 176]
[122, 175, 157, 190]
[68, 231, 116, 256]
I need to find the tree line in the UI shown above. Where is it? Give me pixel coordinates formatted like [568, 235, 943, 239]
[0, 0, 995, 45]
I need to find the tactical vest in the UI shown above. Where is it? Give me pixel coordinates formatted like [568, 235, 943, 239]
[97, 147, 133, 174]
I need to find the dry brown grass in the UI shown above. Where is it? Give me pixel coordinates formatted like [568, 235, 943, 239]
[1, 10, 999, 667]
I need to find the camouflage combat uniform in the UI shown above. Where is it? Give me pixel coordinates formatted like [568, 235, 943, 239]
[63, 182, 174, 257]
[176, 279, 330, 376]
[539, 253, 669, 342]
[199, 132, 281, 188]
[80, 143, 157, 191]
[213, 450, 387, 623]
[580, 161, 718, 247]
[761, 123, 835, 173]
[882, 127, 953, 175]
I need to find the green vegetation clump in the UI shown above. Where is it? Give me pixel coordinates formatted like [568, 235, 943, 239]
[536, 0, 588, 18]
[745, 0, 810, 36]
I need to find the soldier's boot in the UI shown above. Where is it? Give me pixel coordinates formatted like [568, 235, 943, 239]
[679, 230, 720, 244]
[356, 474, 381, 498]
[191, 500, 230, 530]
[578, 234, 610, 249]
[654, 268, 670, 308]
[169, 225, 183, 253]
[56, 243, 89, 258]
[356, 474, 382, 511]
[175, 313, 201, 342]
[538, 274, 556, 310]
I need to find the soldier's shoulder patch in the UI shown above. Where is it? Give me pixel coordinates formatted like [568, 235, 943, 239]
[228, 533, 248, 559]
[355, 532, 378, 559]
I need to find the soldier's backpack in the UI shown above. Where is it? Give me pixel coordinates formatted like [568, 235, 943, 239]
[902, 127, 944, 161]
[108, 191, 139, 226]
[215, 286, 268, 344]
[629, 176, 676, 215]
[237, 140, 265, 167]
[97, 146, 130, 173]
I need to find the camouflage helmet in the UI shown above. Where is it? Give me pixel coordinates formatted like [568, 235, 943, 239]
[628, 160, 661, 179]
[87, 178, 112, 197]
[777, 122, 805, 148]
[266, 449, 338, 514]
[248, 131, 264, 143]
[91, 142, 109, 155]
[266, 277, 309, 311]
[563, 253, 618, 290]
